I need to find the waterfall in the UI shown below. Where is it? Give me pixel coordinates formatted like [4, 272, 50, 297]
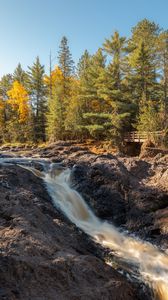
[1, 157, 168, 300]
[44, 164, 168, 300]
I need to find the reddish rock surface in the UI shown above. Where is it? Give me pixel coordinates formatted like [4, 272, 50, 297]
[0, 163, 142, 300]
[1, 141, 168, 299]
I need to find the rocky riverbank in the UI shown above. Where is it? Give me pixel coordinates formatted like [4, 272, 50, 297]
[1, 142, 168, 299]
[31, 141, 168, 249]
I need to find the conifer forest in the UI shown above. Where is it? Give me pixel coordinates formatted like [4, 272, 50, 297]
[1, 19, 168, 148]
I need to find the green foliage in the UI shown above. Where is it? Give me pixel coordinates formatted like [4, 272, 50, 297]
[1, 21, 168, 148]
[131, 19, 160, 46]
[64, 94, 82, 138]
[129, 42, 157, 101]
[47, 86, 64, 141]
[137, 100, 161, 132]
[58, 36, 74, 78]
[84, 124, 105, 139]
[13, 63, 28, 86]
[103, 31, 127, 86]
[157, 30, 168, 113]
[0, 74, 13, 99]
[28, 57, 47, 142]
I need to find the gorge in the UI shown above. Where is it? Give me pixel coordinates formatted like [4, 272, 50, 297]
[0, 143, 168, 299]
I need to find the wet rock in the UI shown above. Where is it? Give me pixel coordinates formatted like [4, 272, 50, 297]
[71, 159, 129, 226]
[0, 164, 141, 300]
[1, 142, 168, 248]
[1, 142, 168, 299]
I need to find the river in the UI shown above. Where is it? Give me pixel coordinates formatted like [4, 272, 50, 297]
[1, 157, 168, 300]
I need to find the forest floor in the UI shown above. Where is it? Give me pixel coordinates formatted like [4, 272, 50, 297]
[0, 141, 168, 299]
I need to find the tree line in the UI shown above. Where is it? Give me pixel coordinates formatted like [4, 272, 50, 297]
[0, 19, 168, 146]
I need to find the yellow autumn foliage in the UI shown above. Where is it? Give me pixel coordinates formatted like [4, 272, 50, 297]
[44, 66, 64, 88]
[0, 98, 4, 110]
[7, 81, 30, 123]
[0, 98, 5, 127]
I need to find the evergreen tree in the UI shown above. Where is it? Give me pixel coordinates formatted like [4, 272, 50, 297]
[103, 31, 127, 88]
[28, 57, 47, 142]
[0, 19, 168, 147]
[129, 41, 157, 102]
[77, 50, 91, 79]
[64, 78, 82, 139]
[47, 66, 81, 140]
[101, 32, 133, 144]
[58, 36, 74, 100]
[128, 19, 161, 103]
[97, 64, 133, 145]
[0, 98, 6, 142]
[0, 74, 13, 142]
[47, 66, 65, 141]
[58, 36, 74, 78]
[158, 31, 168, 118]
[47, 86, 64, 141]
[78, 49, 110, 139]
[130, 19, 160, 47]
[13, 63, 28, 86]
[80, 48, 106, 112]
[56, 36, 75, 129]
[77, 50, 92, 113]
[137, 100, 161, 133]
[0, 74, 13, 100]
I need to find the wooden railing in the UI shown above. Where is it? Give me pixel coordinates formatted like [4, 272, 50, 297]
[124, 131, 164, 143]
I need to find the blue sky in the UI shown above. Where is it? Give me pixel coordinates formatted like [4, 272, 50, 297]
[0, 0, 168, 78]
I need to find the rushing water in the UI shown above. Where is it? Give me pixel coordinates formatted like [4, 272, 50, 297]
[44, 164, 168, 300]
[1, 157, 168, 300]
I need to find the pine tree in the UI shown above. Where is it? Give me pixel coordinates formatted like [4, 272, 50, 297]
[0, 74, 13, 142]
[0, 19, 168, 147]
[0, 74, 13, 100]
[77, 49, 112, 139]
[28, 57, 47, 142]
[103, 31, 127, 88]
[79, 48, 106, 111]
[77, 50, 91, 79]
[13, 63, 28, 86]
[47, 66, 81, 141]
[130, 19, 160, 47]
[46, 36, 76, 137]
[100, 32, 133, 144]
[58, 36, 74, 78]
[97, 65, 132, 145]
[58, 36, 74, 103]
[47, 66, 64, 141]
[0, 97, 6, 142]
[47, 86, 64, 141]
[137, 100, 161, 134]
[128, 19, 161, 103]
[64, 78, 82, 139]
[129, 41, 157, 102]
[158, 31, 168, 119]
[77, 50, 91, 114]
